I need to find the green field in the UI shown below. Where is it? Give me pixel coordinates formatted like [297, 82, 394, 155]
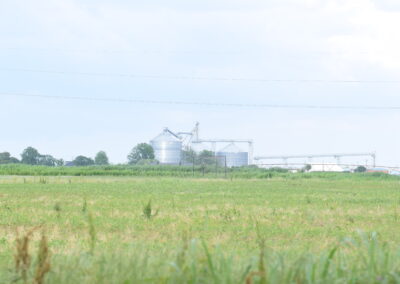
[1, 175, 400, 283]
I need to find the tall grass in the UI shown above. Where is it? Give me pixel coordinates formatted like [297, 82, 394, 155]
[0, 164, 397, 180]
[5, 231, 400, 283]
[2, 177, 400, 283]
[13, 228, 51, 284]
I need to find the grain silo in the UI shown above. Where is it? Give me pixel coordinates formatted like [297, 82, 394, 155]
[217, 143, 248, 167]
[151, 128, 182, 165]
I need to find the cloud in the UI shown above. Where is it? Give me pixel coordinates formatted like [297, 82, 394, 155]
[325, 0, 400, 73]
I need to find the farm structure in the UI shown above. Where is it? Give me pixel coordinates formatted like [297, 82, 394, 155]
[149, 123, 378, 170]
[150, 128, 182, 165]
[150, 123, 253, 166]
[216, 143, 248, 167]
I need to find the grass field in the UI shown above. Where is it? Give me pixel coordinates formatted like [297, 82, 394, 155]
[1, 175, 400, 283]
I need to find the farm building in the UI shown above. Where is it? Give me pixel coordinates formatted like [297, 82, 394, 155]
[367, 167, 390, 174]
[308, 164, 347, 172]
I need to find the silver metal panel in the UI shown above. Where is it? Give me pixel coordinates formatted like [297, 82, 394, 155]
[217, 151, 248, 167]
[216, 143, 248, 167]
[151, 129, 182, 165]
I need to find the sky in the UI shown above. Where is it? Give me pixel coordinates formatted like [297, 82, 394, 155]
[1, 0, 400, 166]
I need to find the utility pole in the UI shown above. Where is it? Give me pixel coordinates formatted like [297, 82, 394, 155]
[192, 154, 195, 177]
[215, 156, 218, 178]
[224, 156, 227, 179]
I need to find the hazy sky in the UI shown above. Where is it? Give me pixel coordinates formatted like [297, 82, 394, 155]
[1, 0, 400, 165]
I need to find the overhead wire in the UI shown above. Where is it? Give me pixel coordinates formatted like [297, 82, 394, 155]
[1, 92, 400, 110]
[1, 68, 400, 84]
[2, 47, 395, 58]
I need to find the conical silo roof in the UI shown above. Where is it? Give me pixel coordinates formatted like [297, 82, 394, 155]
[151, 128, 180, 143]
[218, 143, 244, 153]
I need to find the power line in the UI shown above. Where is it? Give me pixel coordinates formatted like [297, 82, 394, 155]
[0, 47, 381, 55]
[1, 47, 247, 55]
[1, 91, 400, 110]
[1, 68, 400, 84]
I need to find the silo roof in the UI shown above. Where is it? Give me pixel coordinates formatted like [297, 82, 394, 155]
[218, 143, 244, 153]
[151, 128, 181, 142]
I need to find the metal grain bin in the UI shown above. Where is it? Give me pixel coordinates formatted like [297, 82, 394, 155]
[217, 143, 248, 167]
[151, 128, 182, 165]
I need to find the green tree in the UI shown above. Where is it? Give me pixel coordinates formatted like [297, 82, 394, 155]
[197, 150, 215, 165]
[0, 152, 11, 162]
[198, 150, 214, 159]
[0, 152, 20, 164]
[128, 143, 155, 164]
[95, 151, 109, 165]
[73, 156, 95, 166]
[182, 149, 197, 164]
[21, 147, 41, 165]
[38, 155, 59, 167]
[354, 166, 367, 173]
[55, 159, 64, 167]
[21, 147, 62, 166]
[9, 157, 20, 164]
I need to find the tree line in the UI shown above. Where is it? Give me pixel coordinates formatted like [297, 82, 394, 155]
[0, 143, 156, 166]
[0, 143, 217, 167]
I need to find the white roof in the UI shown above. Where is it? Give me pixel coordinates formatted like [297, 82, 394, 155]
[309, 164, 345, 172]
[217, 143, 244, 153]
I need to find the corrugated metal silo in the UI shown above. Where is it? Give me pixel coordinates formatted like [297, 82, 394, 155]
[151, 128, 182, 165]
[217, 143, 248, 167]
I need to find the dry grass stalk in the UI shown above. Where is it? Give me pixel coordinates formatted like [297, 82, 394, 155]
[34, 231, 51, 284]
[14, 227, 37, 283]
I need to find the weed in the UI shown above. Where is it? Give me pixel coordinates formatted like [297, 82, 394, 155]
[246, 222, 267, 284]
[220, 208, 241, 222]
[87, 213, 96, 254]
[143, 200, 158, 220]
[54, 203, 61, 218]
[82, 198, 87, 213]
[201, 240, 218, 283]
[3, 203, 11, 211]
[175, 232, 190, 271]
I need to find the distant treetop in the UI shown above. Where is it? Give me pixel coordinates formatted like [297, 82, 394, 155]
[73, 155, 95, 167]
[128, 143, 155, 164]
[95, 151, 109, 165]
